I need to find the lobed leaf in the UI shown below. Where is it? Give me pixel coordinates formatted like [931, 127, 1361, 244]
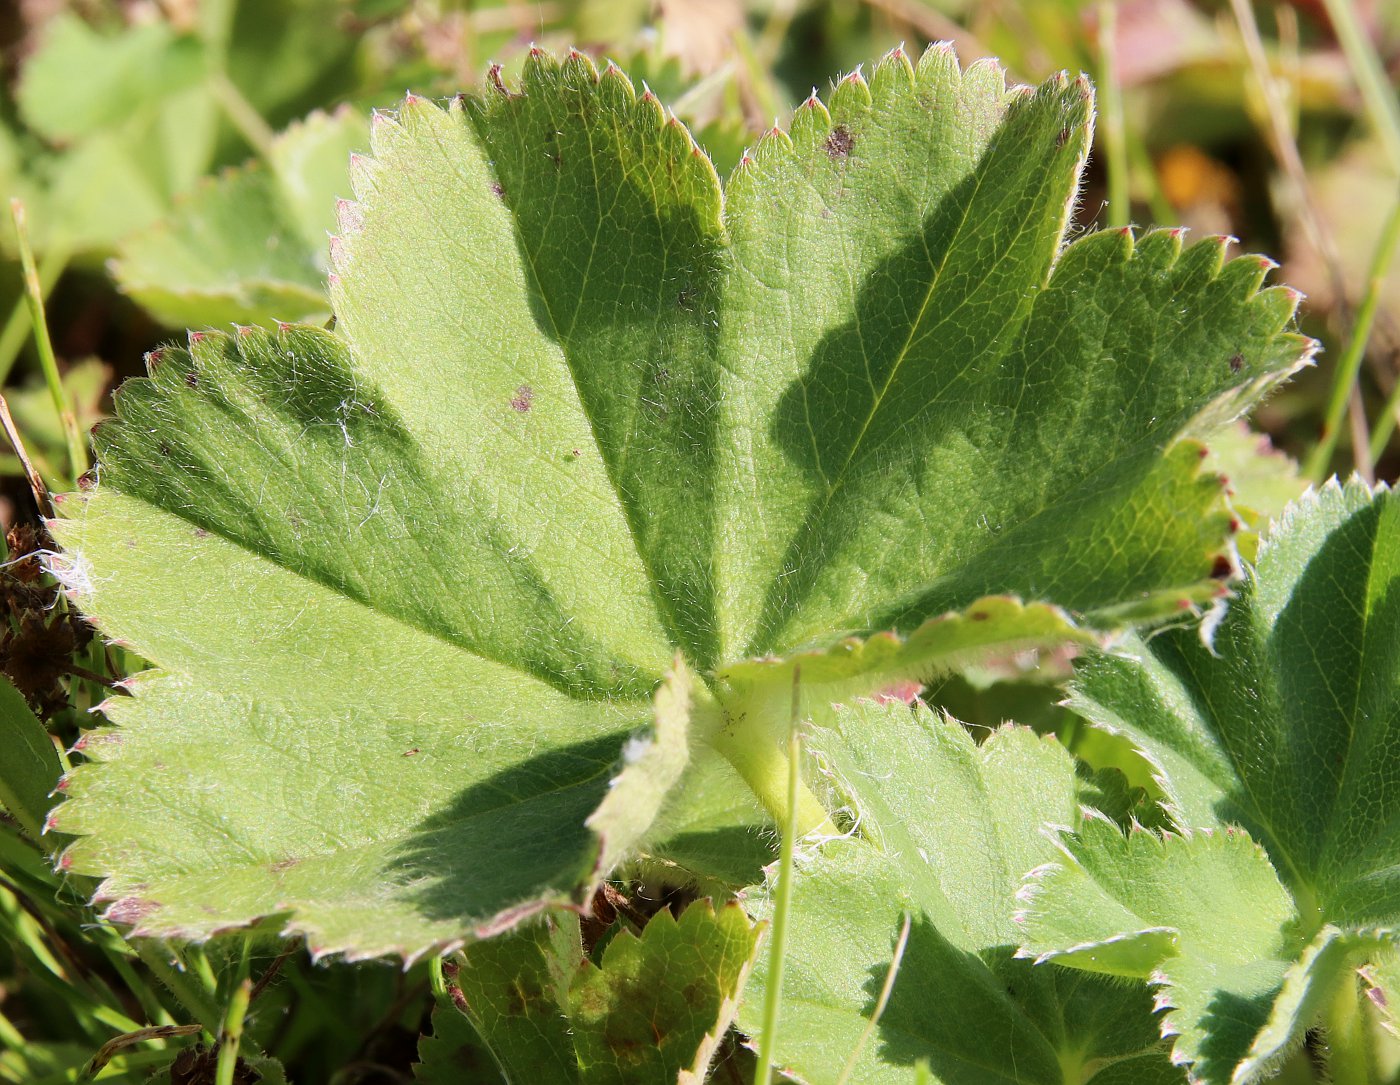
[112, 108, 368, 328]
[1031, 480, 1400, 1080]
[53, 45, 1314, 952]
[738, 701, 1180, 1084]
[1016, 816, 1302, 1080]
[425, 901, 760, 1083]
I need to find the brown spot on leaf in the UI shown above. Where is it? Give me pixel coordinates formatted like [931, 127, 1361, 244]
[1229, 352, 1244, 373]
[185, 370, 199, 388]
[402, 747, 419, 757]
[825, 125, 854, 159]
[1210, 555, 1233, 579]
[970, 610, 989, 621]
[511, 385, 534, 412]
[491, 181, 505, 199]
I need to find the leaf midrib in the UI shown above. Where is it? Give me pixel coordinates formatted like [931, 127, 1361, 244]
[463, 103, 700, 675]
[744, 125, 1068, 656]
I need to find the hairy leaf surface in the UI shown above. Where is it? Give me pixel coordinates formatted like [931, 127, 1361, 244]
[1026, 481, 1400, 1081]
[739, 702, 1180, 1084]
[53, 46, 1312, 953]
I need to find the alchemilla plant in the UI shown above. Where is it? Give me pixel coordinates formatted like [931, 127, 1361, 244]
[30, 40, 1400, 1084]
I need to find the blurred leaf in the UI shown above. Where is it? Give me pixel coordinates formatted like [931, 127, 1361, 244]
[0, 673, 61, 841]
[1202, 421, 1307, 562]
[113, 108, 368, 328]
[17, 14, 206, 144]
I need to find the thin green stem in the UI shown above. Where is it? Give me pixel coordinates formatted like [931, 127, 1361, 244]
[1318, 0, 1400, 174]
[1126, 134, 1174, 227]
[1321, 971, 1374, 1085]
[753, 668, 804, 1085]
[0, 247, 67, 387]
[834, 911, 911, 1085]
[9, 200, 86, 482]
[136, 942, 223, 1035]
[1096, 1, 1130, 227]
[1306, 187, 1400, 480]
[215, 976, 253, 1085]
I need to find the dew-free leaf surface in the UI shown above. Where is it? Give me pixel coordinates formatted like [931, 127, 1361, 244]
[0, 675, 61, 841]
[52, 46, 1312, 954]
[1025, 480, 1400, 1082]
[738, 701, 1180, 1084]
[112, 108, 367, 327]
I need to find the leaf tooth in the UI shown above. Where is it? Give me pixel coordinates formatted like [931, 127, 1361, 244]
[752, 122, 794, 164]
[787, 91, 832, 148]
[828, 65, 872, 116]
[869, 42, 915, 97]
[346, 150, 380, 201]
[637, 82, 664, 124]
[368, 107, 405, 156]
[599, 56, 635, 97]
[522, 42, 560, 82]
[914, 38, 961, 84]
[1135, 227, 1186, 271]
[562, 45, 598, 83]
[1215, 250, 1277, 303]
[328, 234, 349, 275]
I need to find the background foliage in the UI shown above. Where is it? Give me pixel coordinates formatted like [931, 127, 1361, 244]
[1, 1, 1399, 1082]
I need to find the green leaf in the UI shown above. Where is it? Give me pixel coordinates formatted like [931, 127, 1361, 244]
[1069, 480, 1400, 923]
[432, 901, 760, 1083]
[54, 46, 1312, 953]
[415, 1002, 500, 1083]
[1038, 480, 1400, 1080]
[113, 108, 368, 327]
[1200, 421, 1306, 563]
[13, 4, 362, 258]
[738, 701, 1179, 1084]
[1016, 815, 1303, 1079]
[0, 674, 61, 842]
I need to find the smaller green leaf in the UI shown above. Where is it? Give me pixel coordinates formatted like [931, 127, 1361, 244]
[1200, 422, 1306, 562]
[0, 674, 61, 841]
[446, 915, 580, 1083]
[112, 108, 367, 327]
[17, 14, 205, 144]
[571, 901, 761, 1083]
[438, 901, 761, 1084]
[740, 702, 1178, 1085]
[415, 1002, 501, 1083]
[1016, 815, 1304, 1082]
